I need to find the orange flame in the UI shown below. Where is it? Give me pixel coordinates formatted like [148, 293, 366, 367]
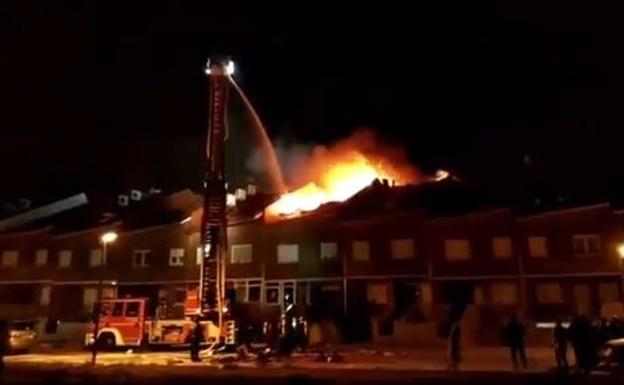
[266, 132, 420, 218]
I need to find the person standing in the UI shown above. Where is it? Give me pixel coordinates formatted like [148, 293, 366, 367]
[553, 319, 569, 371]
[569, 313, 592, 373]
[189, 317, 203, 362]
[448, 321, 461, 371]
[504, 315, 527, 370]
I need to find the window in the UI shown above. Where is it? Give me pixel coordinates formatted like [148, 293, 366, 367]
[248, 281, 262, 303]
[352, 241, 370, 261]
[1, 251, 18, 267]
[58, 250, 72, 268]
[196, 247, 202, 265]
[367, 283, 389, 304]
[277, 244, 298, 264]
[132, 250, 150, 268]
[320, 242, 338, 260]
[473, 285, 485, 305]
[528, 236, 548, 258]
[89, 249, 103, 267]
[126, 302, 140, 317]
[35, 249, 48, 266]
[40, 286, 51, 306]
[490, 283, 518, 305]
[599, 283, 620, 303]
[492, 237, 513, 259]
[231, 244, 252, 264]
[536, 283, 563, 304]
[572, 235, 601, 257]
[83, 288, 98, 308]
[112, 302, 124, 316]
[444, 239, 471, 261]
[169, 248, 185, 266]
[265, 282, 280, 304]
[283, 282, 295, 304]
[391, 238, 415, 259]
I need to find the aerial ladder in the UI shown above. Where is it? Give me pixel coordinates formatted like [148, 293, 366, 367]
[199, 58, 235, 345]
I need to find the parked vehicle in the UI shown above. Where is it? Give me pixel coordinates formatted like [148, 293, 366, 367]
[84, 297, 223, 349]
[8, 320, 38, 353]
[594, 338, 624, 376]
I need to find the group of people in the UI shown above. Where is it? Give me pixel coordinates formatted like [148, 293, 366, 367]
[448, 315, 528, 371]
[448, 313, 624, 372]
[553, 314, 624, 373]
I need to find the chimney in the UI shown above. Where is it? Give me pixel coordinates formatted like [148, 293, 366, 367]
[382, 179, 389, 187]
[130, 190, 143, 201]
[118, 195, 129, 207]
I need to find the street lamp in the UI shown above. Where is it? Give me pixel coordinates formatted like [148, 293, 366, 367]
[617, 243, 624, 304]
[91, 231, 117, 365]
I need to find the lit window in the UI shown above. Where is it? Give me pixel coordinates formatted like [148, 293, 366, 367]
[599, 283, 620, 303]
[391, 239, 415, 259]
[490, 283, 518, 305]
[1, 251, 18, 267]
[231, 244, 253, 264]
[89, 249, 104, 267]
[40, 286, 51, 306]
[492, 237, 512, 259]
[536, 283, 563, 304]
[196, 247, 202, 265]
[528, 236, 548, 258]
[277, 244, 298, 264]
[444, 239, 471, 261]
[169, 248, 185, 266]
[572, 235, 601, 257]
[132, 250, 150, 268]
[367, 283, 389, 304]
[83, 288, 98, 308]
[320, 242, 337, 260]
[352, 241, 370, 261]
[58, 250, 72, 268]
[35, 249, 48, 266]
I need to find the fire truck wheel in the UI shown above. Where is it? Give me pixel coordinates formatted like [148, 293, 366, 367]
[97, 333, 116, 349]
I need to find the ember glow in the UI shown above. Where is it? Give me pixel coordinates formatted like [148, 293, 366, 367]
[265, 130, 421, 218]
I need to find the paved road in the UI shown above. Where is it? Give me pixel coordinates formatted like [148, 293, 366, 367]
[2, 348, 622, 385]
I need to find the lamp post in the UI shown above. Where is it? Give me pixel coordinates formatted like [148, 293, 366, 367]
[91, 231, 117, 365]
[617, 244, 624, 303]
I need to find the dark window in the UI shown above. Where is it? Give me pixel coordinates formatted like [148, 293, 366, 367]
[126, 302, 140, 317]
[284, 284, 295, 304]
[112, 302, 124, 316]
[588, 237, 600, 253]
[100, 302, 111, 316]
[265, 286, 279, 304]
[248, 285, 261, 302]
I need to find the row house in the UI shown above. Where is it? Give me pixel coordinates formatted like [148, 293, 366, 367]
[0, 183, 622, 343]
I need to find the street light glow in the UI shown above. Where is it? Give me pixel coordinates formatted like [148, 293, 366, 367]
[617, 243, 624, 259]
[100, 231, 118, 244]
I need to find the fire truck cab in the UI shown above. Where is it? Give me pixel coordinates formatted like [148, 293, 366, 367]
[85, 297, 221, 348]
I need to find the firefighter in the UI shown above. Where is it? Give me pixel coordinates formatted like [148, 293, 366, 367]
[189, 316, 203, 362]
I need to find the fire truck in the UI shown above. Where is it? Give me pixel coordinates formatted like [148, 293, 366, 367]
[84, 292, 233, 348]
[85, 58, 235, 349]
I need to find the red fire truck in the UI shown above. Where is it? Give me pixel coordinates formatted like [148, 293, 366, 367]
[84, 295, 228, 349]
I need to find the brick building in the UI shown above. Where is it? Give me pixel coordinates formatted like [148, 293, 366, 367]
[0, 182, 623, 343]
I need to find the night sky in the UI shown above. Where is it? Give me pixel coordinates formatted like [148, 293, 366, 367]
[2, 2, 624, 207]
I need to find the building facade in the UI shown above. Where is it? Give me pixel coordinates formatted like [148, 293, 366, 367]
[0, 186, 623, 344]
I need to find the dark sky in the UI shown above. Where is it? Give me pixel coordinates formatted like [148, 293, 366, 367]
[2, 2, 624, 206]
